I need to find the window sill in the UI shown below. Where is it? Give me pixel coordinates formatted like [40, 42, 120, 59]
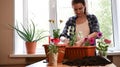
[10, 50, 120, 58]
[9, 54, 46, 58]
[107, 51, 120, 56]
[10, 52, 120, 58]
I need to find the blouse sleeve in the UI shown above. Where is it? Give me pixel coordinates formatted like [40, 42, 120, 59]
[60, 17, 74, 38]
[60, 19, 69, 38]
[90, 14, 100, 33]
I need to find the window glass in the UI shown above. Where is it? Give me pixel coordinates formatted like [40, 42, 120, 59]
[57, 0, 74, 33]
[15, 0, 49, 54]
[28, 0, 49, 54]
[87, 0, 113, 47]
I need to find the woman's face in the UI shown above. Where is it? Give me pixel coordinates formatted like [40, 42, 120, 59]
[72, 3, 85, 17]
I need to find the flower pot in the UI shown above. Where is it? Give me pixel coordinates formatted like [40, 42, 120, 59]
[48, 53, 58, 66]
[43, 44, 66, 63]
[64, 46, 96, 60]
[98, 50, 107, 58]
[26, 42, 36, 54]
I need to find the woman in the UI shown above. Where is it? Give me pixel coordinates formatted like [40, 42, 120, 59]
[60, 0, 100, 46]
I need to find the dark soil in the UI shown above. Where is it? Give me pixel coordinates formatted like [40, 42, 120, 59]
[62, 56, 112, 66]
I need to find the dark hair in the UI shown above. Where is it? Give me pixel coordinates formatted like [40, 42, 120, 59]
[72, 0, 87, 14]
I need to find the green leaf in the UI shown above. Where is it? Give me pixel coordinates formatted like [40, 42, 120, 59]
[53, 29, 60, 38]
[9, 20, 47, 42]
[31, 20, 35, 41]
[48, 45, 58, 54]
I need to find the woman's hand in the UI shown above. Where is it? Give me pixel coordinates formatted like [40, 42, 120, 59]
[75, 38, 84, 47]
[87, 32, 98, 39]
[60, 36, 69, 44]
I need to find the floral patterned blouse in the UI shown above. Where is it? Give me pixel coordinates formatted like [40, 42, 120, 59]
[60, 14, 100, 40]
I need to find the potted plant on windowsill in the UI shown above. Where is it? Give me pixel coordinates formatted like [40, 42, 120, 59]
[10, 21, 47, 54]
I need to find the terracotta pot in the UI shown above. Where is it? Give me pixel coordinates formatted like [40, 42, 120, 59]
[64, 46, 96, 60]
[26, 42, 36, 54]
[48, 53, 58, 66]
[43, 44, 66, 63]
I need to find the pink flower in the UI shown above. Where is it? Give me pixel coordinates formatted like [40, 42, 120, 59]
[84, 37, 88, 42]
[84, 37, 95, 46]
[51, 38, 60, 45]
[104, 39, 111, 44]
[89, 37, 95, 45]
[97, 32, 102, 38]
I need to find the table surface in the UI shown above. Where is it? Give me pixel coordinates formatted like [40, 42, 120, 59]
[26, 60, 116, 67]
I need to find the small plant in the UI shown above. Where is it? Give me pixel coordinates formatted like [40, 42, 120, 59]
[49, 19, 61, 38]
[10, 20, 47, 42]
[96, 32, 111, 56]
[49, 19, 63, 44]
[53, 29, 60, 38]
[83, 37, 95, 46]
[48, 44, 58, 54]
[69, 33, 77, 46]
[96, 38, 111, 51]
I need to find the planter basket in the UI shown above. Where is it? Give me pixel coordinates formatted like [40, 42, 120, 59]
[64, 46, 96, 60]
[43, 44, 66, 63]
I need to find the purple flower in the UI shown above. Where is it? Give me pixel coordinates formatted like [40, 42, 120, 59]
[97, 32, 102, 38]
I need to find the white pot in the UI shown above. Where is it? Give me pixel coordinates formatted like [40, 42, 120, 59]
[48, 53, 58, 66]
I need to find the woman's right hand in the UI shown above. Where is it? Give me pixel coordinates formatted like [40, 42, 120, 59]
[60, 36, 69, 44]
[75, 38, 84, 47]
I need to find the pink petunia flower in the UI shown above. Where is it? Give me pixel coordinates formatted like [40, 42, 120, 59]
[84, 37, 88, 42]
[84, 37, 95, 46]
[89, 37, 95, 45]
[97, 32, 103, 38]
[104, 39, 111, 44]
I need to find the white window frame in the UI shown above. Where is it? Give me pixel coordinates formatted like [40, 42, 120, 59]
[108, 0, 120, 51]
[14, 0, 120, 55]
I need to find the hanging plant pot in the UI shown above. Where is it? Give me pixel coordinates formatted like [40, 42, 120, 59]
[26, 42, 36, 54]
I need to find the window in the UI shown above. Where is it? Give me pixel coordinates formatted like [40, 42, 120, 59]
[57, 0, 74, 33]
[14, 0, 120, 54]
[88, 0, 113, 38]
[27, 0, 49, 54]
[87, 0, 113, 47]
[15, 0, 49, 54]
